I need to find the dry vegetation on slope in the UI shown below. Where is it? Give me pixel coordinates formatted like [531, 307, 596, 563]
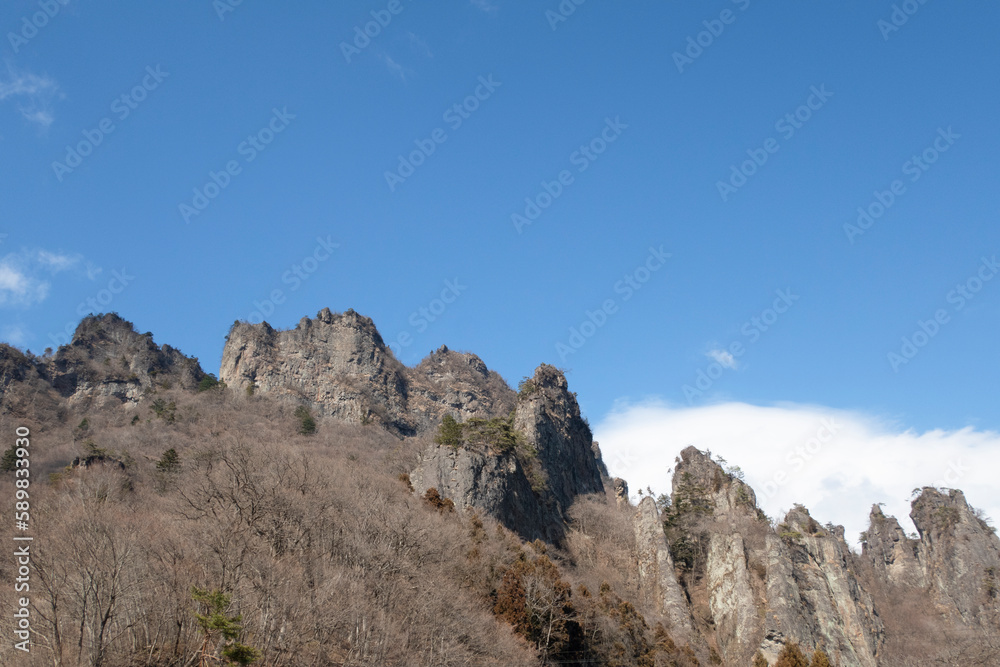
[0, 312, 998, 667]
[0, 373, 704, 666]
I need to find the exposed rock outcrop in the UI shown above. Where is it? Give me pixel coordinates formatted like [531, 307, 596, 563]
[668, 447, 882, 667]
[221, 309, 413, 434]
[219, 309, 514, 435]
[409, 364, 606, 544]
[513, 364, 605, 519]
[633, 496, 693, 637]
[409, 444, 551, 542]
[407, 345, 516, 428]
[909, 487, 1000, 625]
[863, 504, 925, 588]
[41, 313, 205, 406]
[1, 313, 206, 413]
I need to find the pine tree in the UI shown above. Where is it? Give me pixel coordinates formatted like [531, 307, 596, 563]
[294, 405, 316, 435]
[774, 642, 809, 667]
[191, 587, 259, 666]
[754, 650, 771, 667]
[810, 648, 832, 667]
[434, 414, 463, 449]
[0, 444, 17, 472]
[156, 448, 180, 473]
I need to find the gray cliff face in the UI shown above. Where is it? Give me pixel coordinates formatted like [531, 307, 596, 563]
[908, 487, 1000, 625]
[772, 507, 882, 667]
[633, 497, 694, 637]
[1, 313, 205, 412]
[863, 505, 925, 588]
[513, 364, 605, 518]
[670, 447, 882, 667]
[407, 345, 516, 428]
[410, 364, 607, 545]
[220, 309, 413, 433]
[219, 309, 515, 435]
[409, 444, 551, 542]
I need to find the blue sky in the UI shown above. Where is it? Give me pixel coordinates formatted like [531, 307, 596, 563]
[2, 2, 999, 527]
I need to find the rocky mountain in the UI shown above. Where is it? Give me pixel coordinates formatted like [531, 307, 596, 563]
[220, 308, 513, 436]
[0, 312, 206, 412]
[0, 308, 997, 666]
[410, 363, 605, 544]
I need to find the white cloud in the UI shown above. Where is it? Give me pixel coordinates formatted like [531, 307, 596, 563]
[0, 260, 48, 306]
[707, 348, 739, 370]
[471, 0, 499, 13]
[0, 249, 80, 307]
[594, 399, 1000, 549]
[37, 250, 78, 271]
[0, 65, 61, 128]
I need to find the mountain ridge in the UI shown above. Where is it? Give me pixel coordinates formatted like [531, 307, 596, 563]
[0, 309, 997, 666]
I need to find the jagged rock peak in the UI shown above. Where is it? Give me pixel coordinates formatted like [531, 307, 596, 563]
[299, 307, 386, 344]
[409, 362, 607, 545]
[909, 487, 1000, 623]
[862, 504, 923, 587]
[514, 364, 605, 515]
[673, 445, 759, 517]
[221, 308, 411, 434]
[45, 313, 205, 401]
[414, 344, 491, 382]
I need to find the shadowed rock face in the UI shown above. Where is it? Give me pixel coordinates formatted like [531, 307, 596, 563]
[410, 364, 606, 545]
[513, 364, 605, 519]
[410, 444, 552, 542]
